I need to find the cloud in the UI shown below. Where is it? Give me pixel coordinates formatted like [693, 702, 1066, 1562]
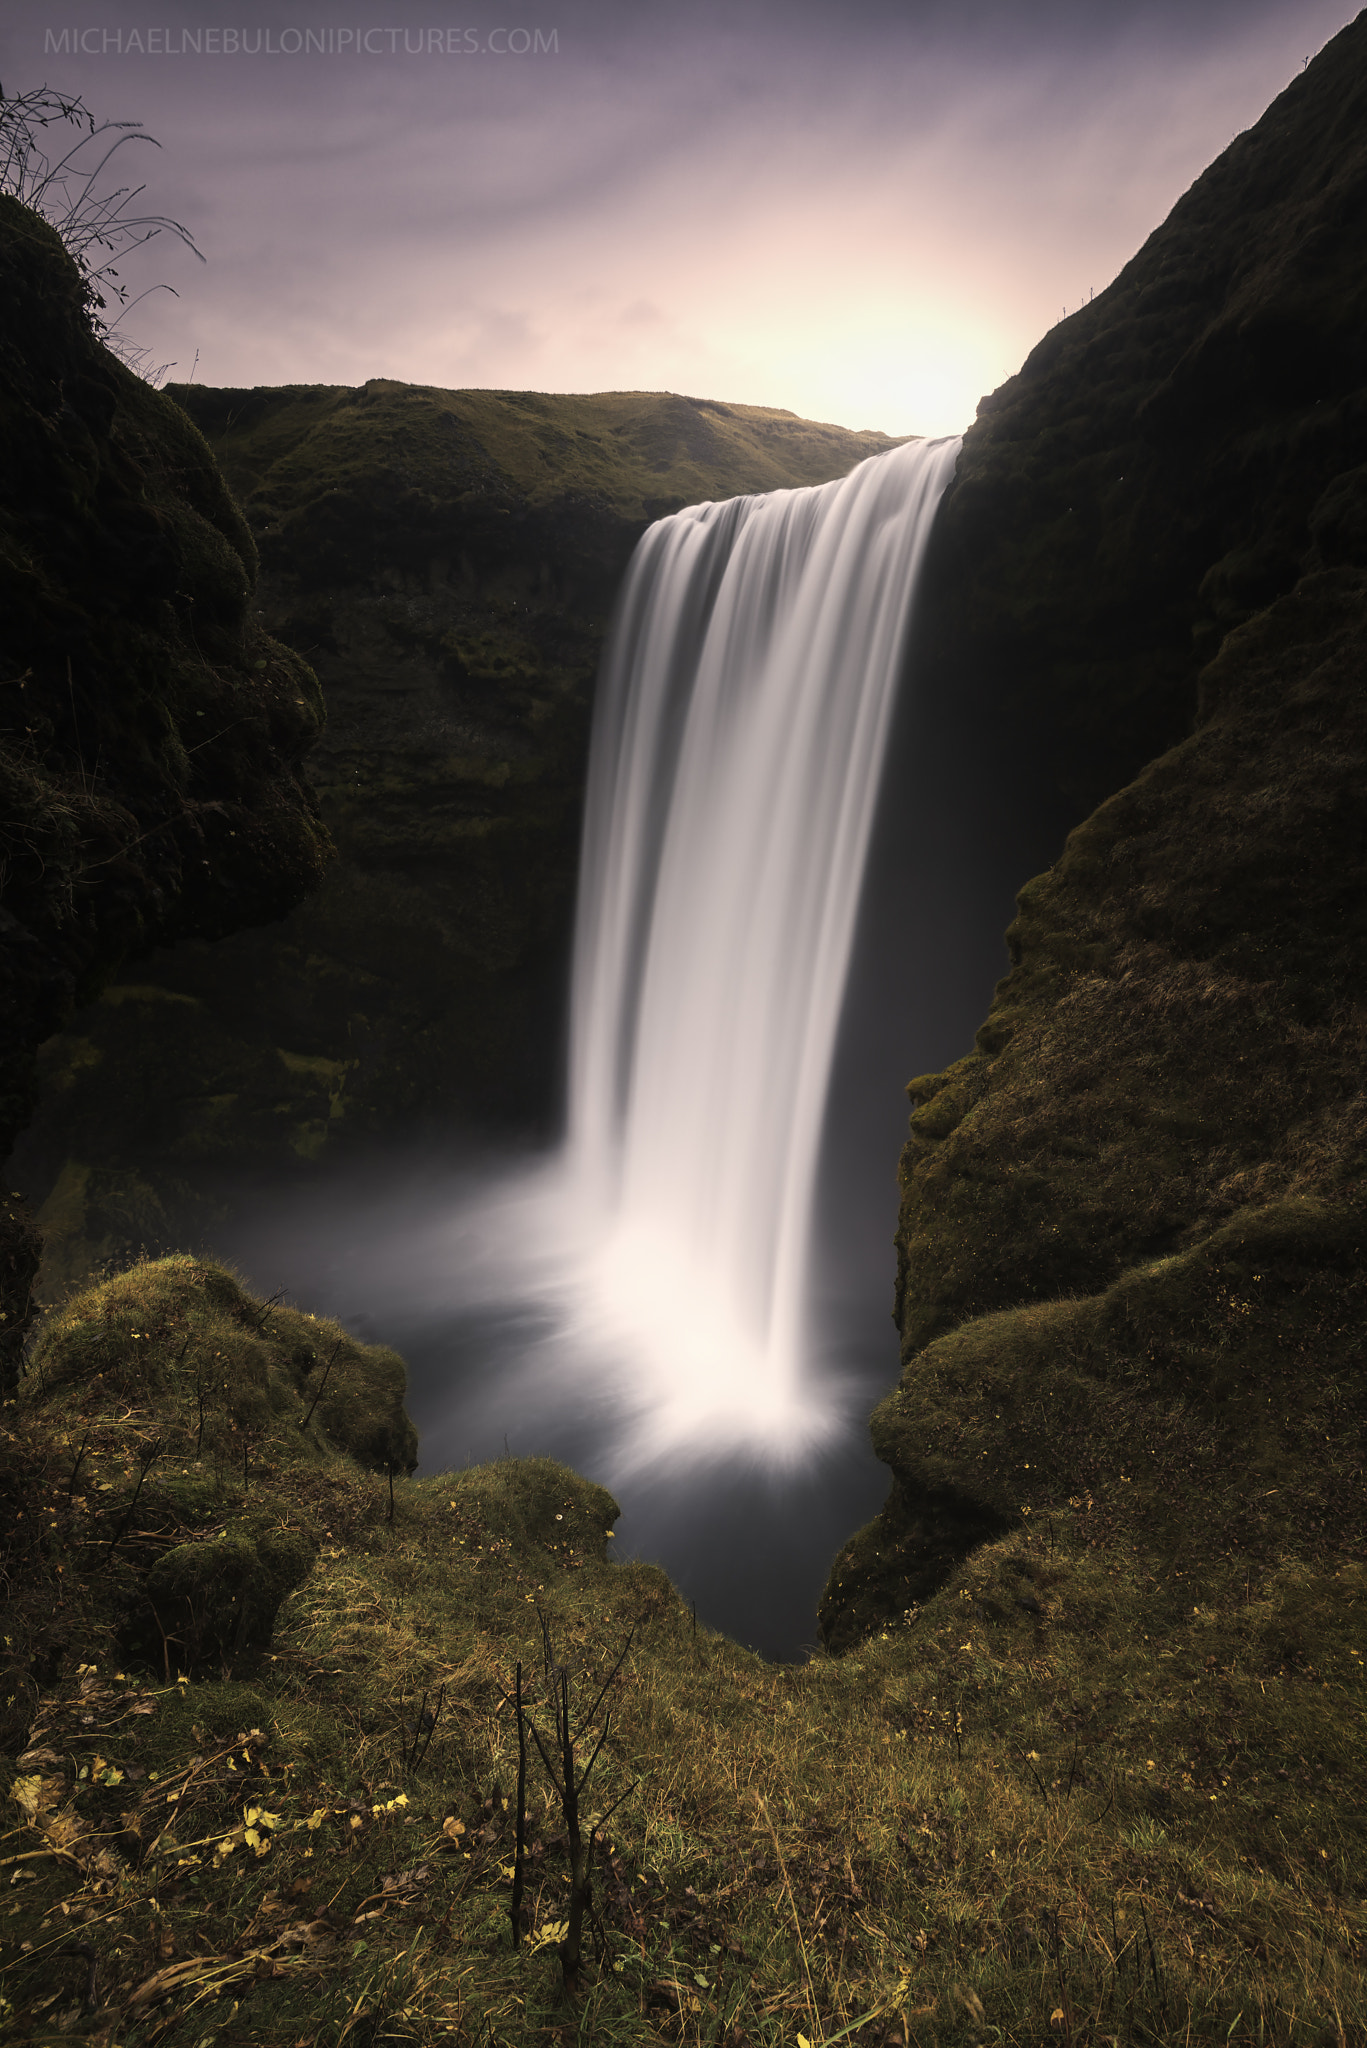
[1, 0, 1355, 429]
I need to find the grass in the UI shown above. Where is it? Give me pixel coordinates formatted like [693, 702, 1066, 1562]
[166, 383, 906, 529]
[0, 1257, 1361, 2045]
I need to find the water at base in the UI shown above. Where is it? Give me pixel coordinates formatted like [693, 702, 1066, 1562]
[214, 435, 963, 1657]
[212, 1144, 901, 1657]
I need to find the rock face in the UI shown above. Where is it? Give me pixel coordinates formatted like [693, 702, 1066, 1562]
[903, 11, 1367, 824]
[821, 15, 1367, 1650]
[0, 196, 331, 1364]
[8, 378, 903, 1286]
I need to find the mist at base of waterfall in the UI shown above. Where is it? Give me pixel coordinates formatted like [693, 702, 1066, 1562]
[208, 1138, 898, 1661]
[202, 668, 1077, 1659]
[202, 674, 1074, 1660]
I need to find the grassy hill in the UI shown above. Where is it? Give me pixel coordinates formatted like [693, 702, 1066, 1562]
[172, 381, 903, 528]
[4, 15, 1367, 2045]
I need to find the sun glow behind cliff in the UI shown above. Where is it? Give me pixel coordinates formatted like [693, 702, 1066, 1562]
[502, 432, 962, 1472]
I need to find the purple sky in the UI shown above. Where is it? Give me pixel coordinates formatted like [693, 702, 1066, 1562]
[3, 0, 1357, 434]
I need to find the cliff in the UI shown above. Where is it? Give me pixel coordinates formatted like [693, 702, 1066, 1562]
[1, 44, 1364, 2035]
[7, 380, 902, 1287]
[821, 11, 1367, 1648]
[0, 195, 331, 1364]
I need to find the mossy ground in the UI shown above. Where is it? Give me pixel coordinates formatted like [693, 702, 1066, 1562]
[1, 1261, 1361, 2046]
[823, 566, 1367, 1646]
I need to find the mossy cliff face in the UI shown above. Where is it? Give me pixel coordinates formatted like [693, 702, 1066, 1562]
[821, 16, 1367, 1650]
[908, 9, 1367, 827]
[0, 196, 330, 1351]
[8, 378, 900, 1284]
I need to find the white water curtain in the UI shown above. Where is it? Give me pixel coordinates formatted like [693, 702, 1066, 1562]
[562, 434, 962, 1463]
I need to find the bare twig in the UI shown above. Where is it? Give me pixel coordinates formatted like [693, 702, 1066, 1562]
[510, 1661, 527, 1949]
[106, 1435, 164, 1560]
[248, 1286, 285, 1335]
[518, 1622, 637, 1995]
[402, 1685, 445, 1777]
[66, 1426, 91, 1495]
[1138, 1899, 1167, 2025]
[300, 1338, 342, 1431]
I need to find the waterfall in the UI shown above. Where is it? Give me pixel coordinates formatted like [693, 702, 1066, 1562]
[561, 432, 962, 1467]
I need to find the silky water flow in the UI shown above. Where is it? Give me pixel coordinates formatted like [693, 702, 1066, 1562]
[216, 433, 963, 1653]
[561, 433, 963, 1468]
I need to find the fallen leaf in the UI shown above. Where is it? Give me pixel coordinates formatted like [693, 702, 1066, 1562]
[10, 1775, 44, 1821]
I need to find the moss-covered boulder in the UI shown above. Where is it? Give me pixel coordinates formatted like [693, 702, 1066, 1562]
[134, 1519, 319, 1674]
[33, 1253, 418, 1476]
[0, 193, 332, 1336]
[3, 1254, 419, 1686]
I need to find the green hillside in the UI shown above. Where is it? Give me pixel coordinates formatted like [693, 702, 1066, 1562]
[172, 380, 902, 527]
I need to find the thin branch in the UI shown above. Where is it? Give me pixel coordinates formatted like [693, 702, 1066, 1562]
[105, 1436, 164, 1560]
[299, 1339, 342, 1431]
[571, 1626, 635, 1744]
[510, 1662, 527, 1948]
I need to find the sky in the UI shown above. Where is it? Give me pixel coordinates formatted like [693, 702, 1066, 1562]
[2, 0, 1359, 440]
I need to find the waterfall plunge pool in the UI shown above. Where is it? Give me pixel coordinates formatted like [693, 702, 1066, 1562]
[219, 436, 973, 1658]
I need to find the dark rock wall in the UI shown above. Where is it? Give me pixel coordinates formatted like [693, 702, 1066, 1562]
[0, 196, 331, 1356]
[821, 13, 1367, 1651]
[911, 8, 1367, 824]
[7, 379, 904, 1285]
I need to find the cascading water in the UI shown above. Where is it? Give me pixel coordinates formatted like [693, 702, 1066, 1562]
[559, 432, 962, 1468]
[208, 432, 963, 1646]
